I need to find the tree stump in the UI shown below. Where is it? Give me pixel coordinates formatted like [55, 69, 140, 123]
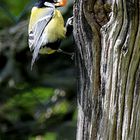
[73, 0, 140, 139]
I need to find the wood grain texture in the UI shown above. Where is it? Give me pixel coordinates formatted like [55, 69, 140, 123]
[73, 0, 140, 139]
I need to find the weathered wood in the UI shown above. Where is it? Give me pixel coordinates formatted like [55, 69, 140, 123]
[73, 0, 140, 139]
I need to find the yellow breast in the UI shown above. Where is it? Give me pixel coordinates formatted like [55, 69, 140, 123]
[44, 10, 66, 42]
[29, 7, 66, 40]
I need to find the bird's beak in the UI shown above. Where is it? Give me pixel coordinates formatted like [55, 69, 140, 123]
[54, 0, 67, 7]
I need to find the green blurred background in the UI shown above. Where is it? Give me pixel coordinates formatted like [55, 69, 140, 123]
[0, 0, 76, 140]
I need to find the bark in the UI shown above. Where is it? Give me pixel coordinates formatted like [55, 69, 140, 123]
[73, 0, 140, 140]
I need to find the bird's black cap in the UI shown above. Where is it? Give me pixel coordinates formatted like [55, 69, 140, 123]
[36, 0, 56, 7]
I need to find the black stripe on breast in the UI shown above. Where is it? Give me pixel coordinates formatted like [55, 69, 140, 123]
[45, 40, 61, 50]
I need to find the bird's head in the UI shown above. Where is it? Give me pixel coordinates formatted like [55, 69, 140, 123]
[54, 0, 67, 7]
[37, 0, 67, 7]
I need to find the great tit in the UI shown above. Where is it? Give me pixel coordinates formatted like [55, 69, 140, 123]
[28, 0, 67, 68]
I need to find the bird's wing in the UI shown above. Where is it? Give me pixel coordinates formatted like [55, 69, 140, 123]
[29, 8, 54, 51]
[28, 7, 55, 68]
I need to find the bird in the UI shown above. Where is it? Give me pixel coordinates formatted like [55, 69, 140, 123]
[28, 0, 68, 68]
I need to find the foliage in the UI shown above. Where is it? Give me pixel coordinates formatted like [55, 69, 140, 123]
[0, 0, 76, 139]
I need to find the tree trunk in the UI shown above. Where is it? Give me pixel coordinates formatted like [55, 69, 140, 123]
[73, 0, 140, 140]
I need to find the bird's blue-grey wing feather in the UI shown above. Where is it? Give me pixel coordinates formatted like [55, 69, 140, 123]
[29, 8, 54, 68]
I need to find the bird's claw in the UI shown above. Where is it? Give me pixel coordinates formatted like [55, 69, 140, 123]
[66, 16, 73, 27]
